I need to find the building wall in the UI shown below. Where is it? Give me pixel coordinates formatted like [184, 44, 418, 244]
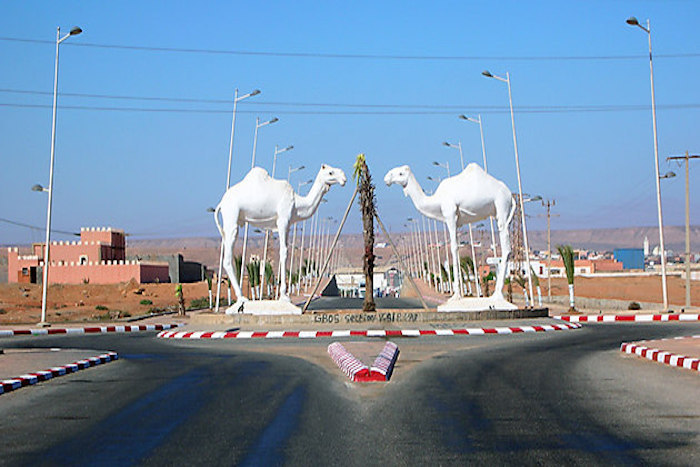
[44, 260, 169, 284]
[614, 248, 645, 270]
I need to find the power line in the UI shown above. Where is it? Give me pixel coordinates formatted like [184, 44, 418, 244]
[2, 101, 699, 115]
[0, 217, 78, 236]
[1, 36, 699, 61]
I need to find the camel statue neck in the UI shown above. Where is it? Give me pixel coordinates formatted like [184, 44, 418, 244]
[294, 172, 329, 220]
[404, 171, 437, 217]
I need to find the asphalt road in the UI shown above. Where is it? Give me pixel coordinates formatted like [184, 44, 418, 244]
[1, 323, 699, 465]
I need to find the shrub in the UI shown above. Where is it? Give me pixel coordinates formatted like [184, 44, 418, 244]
[628, 301, 641, 310]
[188, 297, 209, 310]
[95, 305, 109, 311]
[139, 299, 153, 306]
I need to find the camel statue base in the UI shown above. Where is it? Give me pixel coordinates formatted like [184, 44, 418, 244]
[225, 299, 302, 315]
[437, 295, 518, 312]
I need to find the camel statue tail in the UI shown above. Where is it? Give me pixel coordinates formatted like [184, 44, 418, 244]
[504, 195, 517, 231]
[213, 204, 224, 239]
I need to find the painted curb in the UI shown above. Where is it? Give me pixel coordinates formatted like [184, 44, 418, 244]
[554, 314, 699, 323]
[157, 322, 581, 340]
[327, 341, 400, 382]
[620, 336, 700, 373]
[0, 323, 181, 338]
[0, 351, 118, 395]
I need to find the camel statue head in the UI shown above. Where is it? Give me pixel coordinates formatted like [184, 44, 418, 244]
[384, 165, 411, 188]
[318, 164, 347, 188]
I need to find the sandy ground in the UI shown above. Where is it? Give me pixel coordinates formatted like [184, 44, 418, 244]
[1, 274, 698, 325]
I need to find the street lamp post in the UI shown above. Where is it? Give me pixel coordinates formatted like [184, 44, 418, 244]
[626, 16, 669, 309]
[459, 114, 499, 260]
[215, 88, 260, 312]
[36, 26, 82, 327]
[296, 179, 313, 296]
[483, 70, 535, 305]
[259, 144, 294, 298]
[443, 142, 481, 297]
[240, 116, 278, 296]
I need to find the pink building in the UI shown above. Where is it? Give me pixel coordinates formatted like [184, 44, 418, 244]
[7, 227, 169, 285]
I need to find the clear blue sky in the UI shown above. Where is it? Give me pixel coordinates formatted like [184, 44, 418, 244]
[1, 1, 699, 245]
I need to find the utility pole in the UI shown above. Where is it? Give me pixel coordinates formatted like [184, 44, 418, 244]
[667, 151, 699, 308]
[540, 199, 559, 301]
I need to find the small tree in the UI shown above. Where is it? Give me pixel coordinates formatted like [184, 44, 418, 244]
[460, 255, 476, 296]
[481, 271, 495, 297]
[354, 154, 377, 312]
[557, 244, 576, 311]
[206, 276, 213, 309]
[175, 284, 185, 316]
[264, 261, 274, 298]
[530, 267, 542, 307]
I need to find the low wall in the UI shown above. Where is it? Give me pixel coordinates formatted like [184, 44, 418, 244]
[191, 308, 549, 326]
[546, 295, 665, 311]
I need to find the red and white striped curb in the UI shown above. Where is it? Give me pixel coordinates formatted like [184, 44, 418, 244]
[620, 336, 700, 373]
[0, 351, 118, 395]
[157, 322, 580, 340]
[554, 314, 699, 323]
[0, 323, 181, 338]
[327, 341, 400, 382]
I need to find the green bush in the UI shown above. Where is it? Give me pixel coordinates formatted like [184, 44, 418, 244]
[139, 299, 153, 306]
[95, 305, 109, 311]
[188, 297, 209, 310]
[628, 301, 641, 310]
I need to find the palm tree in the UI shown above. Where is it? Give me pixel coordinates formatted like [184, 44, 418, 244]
[557, 244, 576, 311]
[481, 271, 495, 297]
[513, 273, 528, 305]
[460, 255, 475, 296]
[353, 153, 377, 311]
[264, 261, 274, 298]
[247, 258, 261, 300]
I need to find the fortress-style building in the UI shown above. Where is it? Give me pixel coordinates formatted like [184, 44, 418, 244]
[7, 227, 170, 284]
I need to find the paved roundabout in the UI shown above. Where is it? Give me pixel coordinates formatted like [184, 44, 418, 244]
[1, 315, 699, 464]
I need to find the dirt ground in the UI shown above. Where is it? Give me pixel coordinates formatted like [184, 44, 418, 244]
[0, 275, 698, 325]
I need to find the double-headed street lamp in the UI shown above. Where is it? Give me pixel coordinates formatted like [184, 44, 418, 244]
[215, 87, 260, 312]
[34, 26, 83, 327]
[483, 69, 534, 306]
[626, 16, 669, 309]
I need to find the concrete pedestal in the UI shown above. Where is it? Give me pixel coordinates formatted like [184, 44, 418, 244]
[437, 295, 518, 312]
[225, 299, 302, 315]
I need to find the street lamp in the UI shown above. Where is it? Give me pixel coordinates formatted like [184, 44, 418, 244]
[287, 164, 305, 181]
[241, 116, 279, 294]
[296, 179, 314, 294]
[483, 69, 535, 305]
[626, 15, 669, 309]
[459, 114, 499, 260]
[432, 160, 451, 177]
[36, 25, 83, 327]
[258, 144, 295, 299]
[443, 141, 464, 171]
[215, 87, 260, 312]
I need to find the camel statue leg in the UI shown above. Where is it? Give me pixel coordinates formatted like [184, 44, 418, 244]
[493, 197, 514, 300]
[222, 217, 247, 306]
[277, 218, 290, 301]
[445, 212, 462, 299]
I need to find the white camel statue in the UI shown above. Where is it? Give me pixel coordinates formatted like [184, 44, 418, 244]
[215, 164, 346, 310]
[384, 163, 515, 302]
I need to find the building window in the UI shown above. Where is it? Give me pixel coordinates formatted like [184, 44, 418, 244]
[79, 255, 88, 265]
[22, 268, 29, 276]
